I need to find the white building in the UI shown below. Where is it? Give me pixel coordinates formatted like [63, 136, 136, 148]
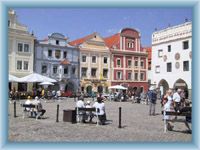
[8, 9, 35, 91]
[34, 33, 80, 94]
[151, 21, 192, 99]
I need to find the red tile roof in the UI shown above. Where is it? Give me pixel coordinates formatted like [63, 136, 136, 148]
[69, 33, 97, 46]
[60, 59, 70, 65]
[104, 33, 120, 49]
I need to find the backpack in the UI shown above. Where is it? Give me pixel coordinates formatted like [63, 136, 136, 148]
[148, 91, 157, 103]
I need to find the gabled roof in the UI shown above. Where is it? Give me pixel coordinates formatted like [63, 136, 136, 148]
[60, 59, 70, 65]
[69, 32, 97, 46]
[104, 33, 120, 49]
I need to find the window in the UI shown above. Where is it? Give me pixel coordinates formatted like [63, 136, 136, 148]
[56, 40, 59, 45]
[55, 50, 61, 59]
[17, 61, 22, 70]
[134, 72, 138, 81]
[82, 55, 86, 62]
[167, 63, 172, 72]
[103, 69, 108, 78]
[183, 61, 189, 71]
[155, 66, 160, 73]
[128, 60, 132, 68]
[64, 67, 68, 74]
[63, 51, 67, 58]
[117, 59, 121, 67]
[168, 45, 171, 52]
[158, 49, 163, 57]
[48, 50, 52, 57]
[128, 72, 132, 80]
[23, 61, 28, 70]
[72, 67, 76, 74]
[127, 39, 134, 48]
[135, 60, 138, 67]
[140, 60, 144, 69]
[81, 68, 87, 77]
[41, 65, 47, 74]
[140, 72, 144, 81]
[53, 66, 58, 74]
[24, 44, 29, 52]
[104, 57, 108, 64]
[8, 20, 10, 27]
[91, 68, 97, 77]
[92, 56, 96, 63]
[117, 71, 122, 80]
[183, 41, 189, 50]
[18, 43, 23, 52]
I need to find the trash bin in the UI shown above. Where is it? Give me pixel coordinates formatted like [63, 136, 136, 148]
[63, 109, 76, 123]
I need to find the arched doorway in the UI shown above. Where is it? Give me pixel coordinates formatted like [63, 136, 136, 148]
[86, 85, 92, 94]
[65, 81, 75, 93]
[173, 79, 188, 99]
[97, 85, 103, 93]
[158, 79, 169, 97]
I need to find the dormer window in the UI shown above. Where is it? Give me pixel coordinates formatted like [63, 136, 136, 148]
[56, 40, 59, 45]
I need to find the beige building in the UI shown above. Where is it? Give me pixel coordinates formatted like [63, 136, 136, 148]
[8, 9, 35, 91]
[70, 32, 111, 94]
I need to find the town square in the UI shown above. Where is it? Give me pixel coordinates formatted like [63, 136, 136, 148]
[6, 7, 193, 144]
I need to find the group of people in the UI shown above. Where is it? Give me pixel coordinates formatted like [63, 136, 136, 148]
[76, 96, 106, 125]
[25, 96, 46, 118]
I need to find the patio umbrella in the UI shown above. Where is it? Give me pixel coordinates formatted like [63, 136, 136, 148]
[9, 74, 20, 82]
[39, 81, 55, 85]
[19, 73, 57, 83]
[108, 85, 127, 90]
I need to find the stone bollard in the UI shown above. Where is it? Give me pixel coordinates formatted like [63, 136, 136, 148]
[56, 104, 59, 122]
[118, 107, 122, 128]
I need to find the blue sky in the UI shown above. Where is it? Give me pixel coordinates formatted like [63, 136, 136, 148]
[14, 8, 192, 46]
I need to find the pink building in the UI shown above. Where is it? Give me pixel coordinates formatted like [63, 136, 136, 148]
[104, 28, 148, 92]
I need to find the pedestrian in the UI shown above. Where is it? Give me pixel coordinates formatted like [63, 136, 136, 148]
[76, 97, 86, 123]
[147, 86, 157, 116]
[93, 97, 106, 125]
[173, 88, 182, 112]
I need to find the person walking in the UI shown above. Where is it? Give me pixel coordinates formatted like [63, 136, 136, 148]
[147, 86, 157, 116]
[173, 88, 182, 112]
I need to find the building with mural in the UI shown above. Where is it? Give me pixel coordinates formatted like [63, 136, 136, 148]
[151, 21, 192, 99]
[8, 9, 35, 91]
[70, 32, 111, 94]
[104, 28, 148, 93]
[34, 33, 80, 95]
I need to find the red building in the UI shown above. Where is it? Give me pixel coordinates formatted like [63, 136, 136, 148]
[104, 28, 148, 92]
[143, 47, 152, 70]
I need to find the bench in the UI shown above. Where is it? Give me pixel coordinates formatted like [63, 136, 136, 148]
[75, 107, 100, 125]
[162, 107, 192, 133]
[21, 104, 40, 120]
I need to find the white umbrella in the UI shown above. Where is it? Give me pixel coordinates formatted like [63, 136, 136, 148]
[39, 81, 55, 85]
[9, 74, 20, 82]
[108, 85, 127, 90]
[19, 73, 57, 83]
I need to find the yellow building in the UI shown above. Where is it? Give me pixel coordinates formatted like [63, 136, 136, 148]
[70, 32, 111, 94]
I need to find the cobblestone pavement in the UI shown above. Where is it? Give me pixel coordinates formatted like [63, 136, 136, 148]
[8, 98, 192, 142]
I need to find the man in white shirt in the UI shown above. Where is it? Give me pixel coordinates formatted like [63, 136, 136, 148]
[93, 97, 106, 125]
[76, 98, 86, 123]
[173, 88, 182, 112]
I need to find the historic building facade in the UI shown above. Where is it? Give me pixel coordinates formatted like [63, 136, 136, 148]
[104, 28, 148, 92]
[34, 33, 79, 94]
[151, 21, 192, 99]
[70, 32, 111, 94]
[8, 9, 35, 91]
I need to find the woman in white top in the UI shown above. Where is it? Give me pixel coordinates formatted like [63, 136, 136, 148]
[163, 90, 174, 130]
